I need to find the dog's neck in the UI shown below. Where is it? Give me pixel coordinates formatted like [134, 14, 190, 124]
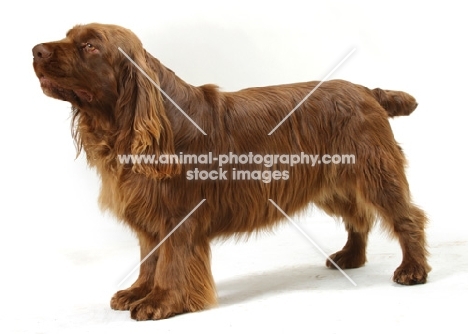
[146, 54, 201, 111]
[145, 53, 216, 143]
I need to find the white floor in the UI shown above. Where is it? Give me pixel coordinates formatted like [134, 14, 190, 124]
[2, 214, 466, 334]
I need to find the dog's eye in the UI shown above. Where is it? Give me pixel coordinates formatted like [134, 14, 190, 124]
[82, 42, 98, 53]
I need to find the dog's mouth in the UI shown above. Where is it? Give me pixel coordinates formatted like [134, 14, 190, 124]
[38, 75, 93, 104]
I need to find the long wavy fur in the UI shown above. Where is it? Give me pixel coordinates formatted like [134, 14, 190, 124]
[33, 23, 430, 321]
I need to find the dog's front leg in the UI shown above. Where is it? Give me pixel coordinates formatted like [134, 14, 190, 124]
[128, 217, 216, 320]
[111, 231, 159, 310]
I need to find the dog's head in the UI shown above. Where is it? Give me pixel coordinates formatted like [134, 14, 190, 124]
[33, 23, 180, 179]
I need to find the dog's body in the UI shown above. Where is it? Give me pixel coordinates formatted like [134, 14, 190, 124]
[33, 23, 430, 320]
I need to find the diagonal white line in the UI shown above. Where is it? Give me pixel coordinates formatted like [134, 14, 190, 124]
[268, 48, 356, 135]
[118, 47, 207, 136]
[269, 199, 357, 286]
[117, 199, 206, 287]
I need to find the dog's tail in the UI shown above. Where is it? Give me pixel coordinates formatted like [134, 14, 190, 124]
[371, 88, 418, 117]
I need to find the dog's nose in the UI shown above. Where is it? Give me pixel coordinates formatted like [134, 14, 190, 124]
[33, 43, 53, 60]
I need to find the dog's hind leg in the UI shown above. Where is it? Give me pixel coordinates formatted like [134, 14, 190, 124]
[318, 195, 374, 269]
[373, 180, 430, 285]
[359, 151, 430, 285]
[327, 218, 372, 270]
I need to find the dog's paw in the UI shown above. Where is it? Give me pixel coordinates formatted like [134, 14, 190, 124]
[393, 262, 429, 285]
[110, 286, 150, 311]
[326, 250, 366, 269]
[129, 291, 180, 320]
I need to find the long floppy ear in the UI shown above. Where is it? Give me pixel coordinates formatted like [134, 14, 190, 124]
[115, 47, 181, 179]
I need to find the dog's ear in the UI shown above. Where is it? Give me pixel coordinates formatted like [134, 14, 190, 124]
[115, 48, 181, 179]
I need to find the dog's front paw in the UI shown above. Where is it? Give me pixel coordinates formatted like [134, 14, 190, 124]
[110, 286, 150, 310]
[393, 262, 430, 285]
[129, 290, 180, 320]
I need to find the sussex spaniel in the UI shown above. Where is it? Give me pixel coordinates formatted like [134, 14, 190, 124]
[32, 23, 430, 320]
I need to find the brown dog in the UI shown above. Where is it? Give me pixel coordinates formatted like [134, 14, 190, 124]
[32, 23, 430, 320]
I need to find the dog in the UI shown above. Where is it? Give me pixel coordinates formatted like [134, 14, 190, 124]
[32, 23, 430, 320]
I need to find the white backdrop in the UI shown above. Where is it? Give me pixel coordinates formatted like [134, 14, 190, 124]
[1, 1, 467, 333]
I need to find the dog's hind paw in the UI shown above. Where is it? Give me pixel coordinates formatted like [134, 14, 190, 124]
[326, 249, 366, 269]
[393, 262, 430, 285]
